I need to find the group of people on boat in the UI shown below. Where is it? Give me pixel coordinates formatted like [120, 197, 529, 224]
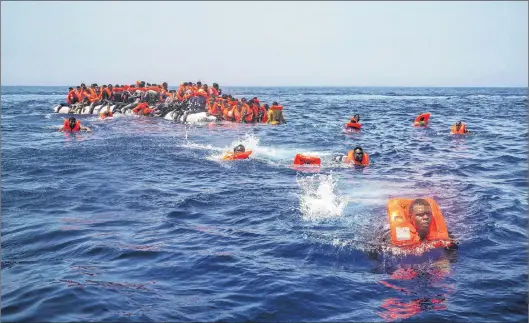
[58, 80, 287, 125]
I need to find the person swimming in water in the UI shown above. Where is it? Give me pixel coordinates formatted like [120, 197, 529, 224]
[221, 144, 252, 160]
[381, 198, 458, 251]
[59, 116, 92, 132]
[334, 146, 369, 166]
[450, 121, 470, 134]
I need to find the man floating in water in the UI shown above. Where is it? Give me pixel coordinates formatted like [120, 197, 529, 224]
[59, 117, 91, 132]
[382, 198, 458, 252]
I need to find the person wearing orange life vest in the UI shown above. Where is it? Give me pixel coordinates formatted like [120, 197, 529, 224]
[267, 101, 287, 124]
[132, 102, 153, 116]
[381, 198, 458, 251]
[196, 84, 209, 99]
[209, 83, 221, 97]
[239, 98, 254, 123]
[450, 121, 470, 134]
[100, 85, 112, 101]
[258, 104, 269, 123]
[66, 87, 77, 105]
[349, 114, 360, 124]
[86, 83, 102, 113]
[248, 98, 259, 122]
[222, 144, 253, 160]
[59, 116, 92, 132]
[100, 105, 114, 119]
[335, 146, 369, 166]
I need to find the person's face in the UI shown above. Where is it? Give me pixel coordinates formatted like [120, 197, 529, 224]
[69, 119, 76, 128]
[354, 150, 363, 162]
[411, 204, 432, 230]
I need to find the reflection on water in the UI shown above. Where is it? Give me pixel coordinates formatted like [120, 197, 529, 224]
[377, 256, 456, 321]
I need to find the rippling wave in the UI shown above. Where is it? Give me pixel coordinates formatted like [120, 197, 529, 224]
[2, 86, 527, 322]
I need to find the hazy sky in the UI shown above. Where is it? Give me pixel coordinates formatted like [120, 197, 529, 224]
[1, 1, 527, 87]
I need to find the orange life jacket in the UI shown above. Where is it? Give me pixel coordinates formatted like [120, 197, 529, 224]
[346, 121, 361, 129]
[258, 105, 268, 123]
[132, 102, 150, 115]
[223, 106, 235, 121]
[66, 90, 76, 104]
[103, 88, 112, 97]
[250, 103, 259, 122]
[197, 88, 208, 98]
[270, 105, 283, 111]
[88, 88, 99, 103]
[63, 119, 81, 132]
[387, 198, 451, 248]
[100, 111, 113, 119]
[346, 151, 369, 166]
[234, 104, 242, 122]
[209, 87, 219, 97]
[222, 151, 253, 160]
[293, 153, 321, 166]
[450, 123, 467, 134]
[241, 104, 253, 123]
[208, 101, 220, 116]
[75, 89, 88, 101]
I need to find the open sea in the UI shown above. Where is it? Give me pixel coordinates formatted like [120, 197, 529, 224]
[1, 86, 528, 322]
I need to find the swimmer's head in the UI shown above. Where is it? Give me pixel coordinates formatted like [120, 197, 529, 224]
[234, 144, 245, 153]
[353, 146, 364, 162]
[409, 199, 433, 233]
[68, 117, 76, 129]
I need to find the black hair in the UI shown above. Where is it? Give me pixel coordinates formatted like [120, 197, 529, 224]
[353, 146, 363, 153]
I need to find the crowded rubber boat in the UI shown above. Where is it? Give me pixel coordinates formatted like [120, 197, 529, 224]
[54, 80, 287, 125]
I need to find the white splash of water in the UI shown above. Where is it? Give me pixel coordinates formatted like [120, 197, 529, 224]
[297, 173, 348, 221]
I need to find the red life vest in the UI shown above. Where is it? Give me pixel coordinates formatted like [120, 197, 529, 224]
[63, 119, 81, 132]
[222, 151, 252, 160]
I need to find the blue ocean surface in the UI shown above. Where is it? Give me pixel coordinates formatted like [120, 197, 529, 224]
[1, 86, 528, 322]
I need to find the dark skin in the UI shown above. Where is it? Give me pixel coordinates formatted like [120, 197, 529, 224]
[353, 149, 364, 163]
[378, 201, 458, 248]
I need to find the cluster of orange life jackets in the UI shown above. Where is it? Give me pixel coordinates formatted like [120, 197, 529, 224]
[207, 98, 281, 123]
